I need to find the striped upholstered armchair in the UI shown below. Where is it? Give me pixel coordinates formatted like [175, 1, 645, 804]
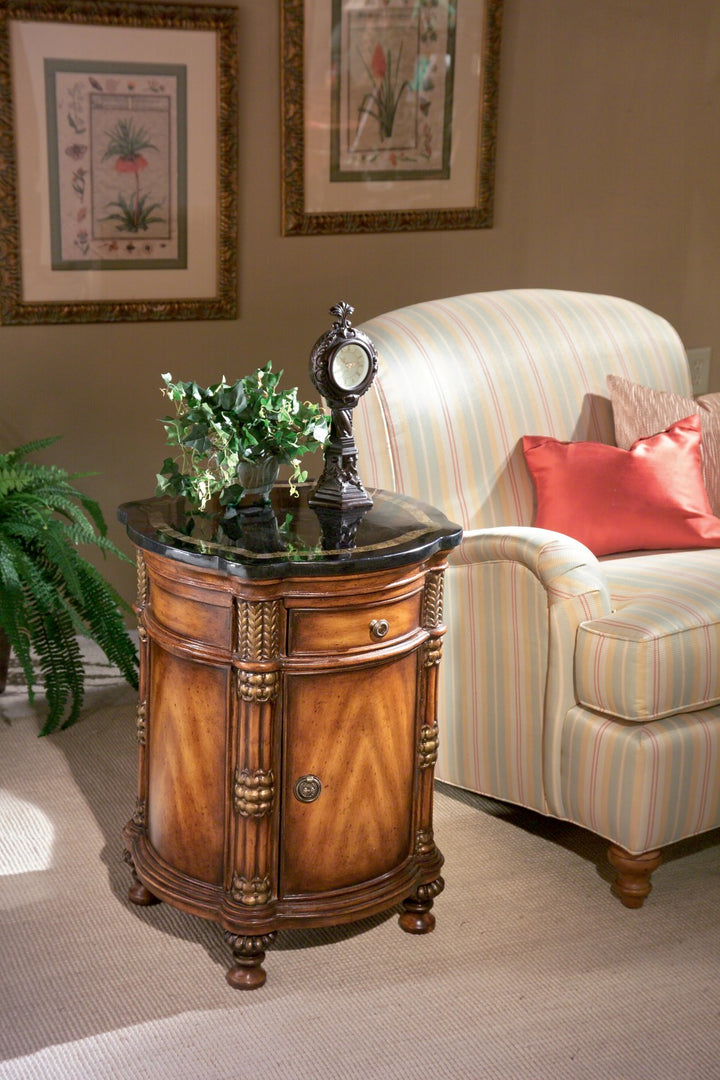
[355, 289, 720, 907]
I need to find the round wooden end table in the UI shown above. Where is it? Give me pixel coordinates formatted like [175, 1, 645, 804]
[119, 486, 461, 989]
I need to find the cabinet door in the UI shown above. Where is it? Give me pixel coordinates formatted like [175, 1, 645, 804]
[280, 653, 418, 896]
[147, 644, 230, 886]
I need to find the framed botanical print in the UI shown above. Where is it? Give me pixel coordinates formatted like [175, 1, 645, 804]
[282, 0, 503, 235]
[0, 1, 238, 324]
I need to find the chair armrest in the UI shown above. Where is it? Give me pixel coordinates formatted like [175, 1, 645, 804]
[443, 526, 612, 814]
[451, 526, 612, 612]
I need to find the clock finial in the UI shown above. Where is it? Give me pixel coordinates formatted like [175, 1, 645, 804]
[329, 300, 355, 332]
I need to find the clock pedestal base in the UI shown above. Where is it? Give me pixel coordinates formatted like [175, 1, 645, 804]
[309, 426, 373, 511]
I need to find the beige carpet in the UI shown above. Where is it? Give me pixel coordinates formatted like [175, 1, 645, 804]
[1, 643, 719, 1080]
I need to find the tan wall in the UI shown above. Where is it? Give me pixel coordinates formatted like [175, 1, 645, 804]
[2, 0, 720, 605]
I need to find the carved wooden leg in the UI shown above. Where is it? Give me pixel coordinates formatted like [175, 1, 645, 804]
[224, 931, 277, 990]
[608, 845, 663, 908]
[123, 849, 160, 907]
[398, 876, 445, 934]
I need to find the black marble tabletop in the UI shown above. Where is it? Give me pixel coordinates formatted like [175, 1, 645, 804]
[118, 486, 462, 580]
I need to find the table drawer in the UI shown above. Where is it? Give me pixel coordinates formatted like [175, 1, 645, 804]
[288, 591, 423, 656]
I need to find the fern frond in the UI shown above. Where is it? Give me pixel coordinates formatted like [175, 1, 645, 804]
[11, 547, 87, 732]
[0, 462, 66, 501]
[56, 520, 129, 561]
[1, 436, 61, 464]
[21, 525, 85, 604]
[75, 492, 108, 537]
[29, 605, 85, 735]
[72, 559, 139, 689]
[0, 545, 37, 697]
[0, 436, 138, 733]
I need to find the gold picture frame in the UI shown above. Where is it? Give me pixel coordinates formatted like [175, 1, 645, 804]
[0, 1, 238, 324]
[281, 0, 503, 236]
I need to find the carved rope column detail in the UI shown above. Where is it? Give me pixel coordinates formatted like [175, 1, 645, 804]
[236, 598, 282, 661]
[416, 565, 447, 863]
[234, 768, 275, 818]
[423, 639, 443, 667]
[135, 700, 147, 745]
[136, 551, 149, 611]
[231, 873, 272, 907]
[133, 551, 151, 831]
[418, 723, 439, 768]
[423, 569, 445, 629]
[231, 596, 283, 911]
[423, 569, 445, 666]
[238, 669, 279, 703]
[415, 827, 435, 856]
[132, 798, 147, 828]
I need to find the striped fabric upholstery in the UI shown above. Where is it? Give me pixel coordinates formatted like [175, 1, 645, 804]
[561, 704, 720, 854]
[355, 290, 720, 854]
[442, 528, 610, 813]
[577, 551, 720, 722]
[357, 290, 690, 531]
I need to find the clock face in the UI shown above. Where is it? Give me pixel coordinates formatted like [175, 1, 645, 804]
[330, 342, 371, 392]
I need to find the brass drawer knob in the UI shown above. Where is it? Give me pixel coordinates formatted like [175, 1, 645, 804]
[294, 775, 322, 803]
[369, 618, 389, 641]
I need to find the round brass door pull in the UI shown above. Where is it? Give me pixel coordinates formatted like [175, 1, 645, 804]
[369, 618, 389, 641]
[294, 775, 322, 803]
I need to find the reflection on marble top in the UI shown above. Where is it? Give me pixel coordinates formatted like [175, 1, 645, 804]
[118, 486, 462, 580]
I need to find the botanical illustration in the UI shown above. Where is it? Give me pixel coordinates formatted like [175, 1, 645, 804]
[97, 112, 166, 236]
[331, 0, 457, 182]
[44, 61, 186, 269]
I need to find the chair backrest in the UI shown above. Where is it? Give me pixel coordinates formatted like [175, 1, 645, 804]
[356, 289, 689, 533]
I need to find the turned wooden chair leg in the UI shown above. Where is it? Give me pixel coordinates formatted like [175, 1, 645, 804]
[608, 844, 663, 908]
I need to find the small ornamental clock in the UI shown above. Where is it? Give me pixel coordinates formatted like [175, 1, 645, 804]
[308, 301, 379, 510]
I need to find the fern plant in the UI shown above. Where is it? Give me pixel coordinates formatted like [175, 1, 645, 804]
[0, 437, 139, 735]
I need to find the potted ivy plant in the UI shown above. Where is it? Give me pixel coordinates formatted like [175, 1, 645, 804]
[0, 437, 139, 735]
[155, 363, 329, 514]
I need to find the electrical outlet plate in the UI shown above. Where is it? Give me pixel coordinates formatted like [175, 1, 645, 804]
[687, 347, 711, 396]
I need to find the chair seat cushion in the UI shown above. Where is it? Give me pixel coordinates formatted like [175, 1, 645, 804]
[576, 550, 720, 721]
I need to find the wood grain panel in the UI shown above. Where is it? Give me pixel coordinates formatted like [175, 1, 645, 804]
[280, 653, 418, 895]
[147, 644, 229, 885]
[150, 578, 232, 648]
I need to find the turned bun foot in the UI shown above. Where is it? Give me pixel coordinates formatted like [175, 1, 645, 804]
[399, 876, 444, 935]
[399, 906, 436, 934]
[608, 844, 662, 908]
[123, 850, 160, 906]
[128, 879, 161, 906]
[224, 932, 277, 991]
[226, 959, 268, 991]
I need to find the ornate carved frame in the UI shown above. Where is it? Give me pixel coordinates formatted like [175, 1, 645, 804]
[0, 1, 238, 324]
[281, 0, 504, 236]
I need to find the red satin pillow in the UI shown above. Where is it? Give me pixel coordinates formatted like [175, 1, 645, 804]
[522, 415, 720, 556]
